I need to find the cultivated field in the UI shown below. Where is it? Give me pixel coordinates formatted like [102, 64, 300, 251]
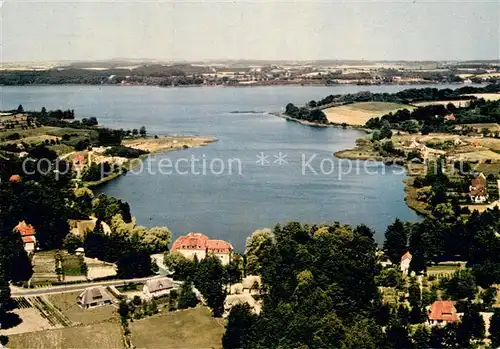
[48, 291, 118, 325]
[413, 99, 472, 108]
[323, 102, 413, 125]
[6, 320, 123, 349]
[129, 307, 224, 349]
[31, 252, 59, 286]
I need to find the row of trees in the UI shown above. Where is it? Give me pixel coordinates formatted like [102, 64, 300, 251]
[310, 84, 500, 109]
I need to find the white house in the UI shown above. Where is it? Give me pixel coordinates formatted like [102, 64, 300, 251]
[400, 251, 412, 277]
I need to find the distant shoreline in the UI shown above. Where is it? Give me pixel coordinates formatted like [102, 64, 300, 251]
[0, 81, 468, 88]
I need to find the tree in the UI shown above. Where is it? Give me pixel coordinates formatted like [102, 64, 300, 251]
[244, 228, 274, 275]
[63, 234, 83, 254]
[163, 252, 196, 281]
[380, 120, 393, 139]
[441, 269, 477, 300]
[132, 129, 139, 137]
[490, 309, 500, 347]
[459, 304, 485, 345]
[16, 104, 23, 113]
[383, 219, 408, 264]
[222, 304, 258, 349]
[177, 280, 198, 309]
[412, 325, 430, 349]
[225, 260, 242, 285]
[195, 256, 226, 317]
[480, 286, 497, 310]
[139, 126, 147, 137]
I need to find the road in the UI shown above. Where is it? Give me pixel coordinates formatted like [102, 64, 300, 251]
[11, 277, 153, 297]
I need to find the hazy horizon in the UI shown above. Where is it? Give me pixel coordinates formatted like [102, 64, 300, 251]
[1, 0, 499, 63]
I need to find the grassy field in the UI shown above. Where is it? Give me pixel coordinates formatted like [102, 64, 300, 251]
[129, 307, 224, 349]
[6, 320, 123, 349]
[323, 102, 414, 126]
[47, 292, 118, 325]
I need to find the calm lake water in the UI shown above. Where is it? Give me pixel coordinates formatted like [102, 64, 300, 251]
[0, 84, 472, 250]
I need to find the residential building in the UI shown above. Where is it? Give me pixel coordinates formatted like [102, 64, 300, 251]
[242, 275, 262, 295]
[171, 233, 233, 265]
[143, 277, 175, 299]
[428, 300, 458, 326]
[78, 286, 113, 309]
[14, 221, 37, 252]
[469, 173, 488, 203]
[400, 251, 412, 277]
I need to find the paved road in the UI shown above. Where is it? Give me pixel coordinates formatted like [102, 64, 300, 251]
[11, 277, 152, 297]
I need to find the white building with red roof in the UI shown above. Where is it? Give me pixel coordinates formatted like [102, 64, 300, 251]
[171, 232, 233, 265]
[428, 300, 458, 326]
[14, 221, 37, 252]
[400, 251, 412, 277]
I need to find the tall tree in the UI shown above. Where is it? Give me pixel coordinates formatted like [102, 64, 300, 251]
[383, 219, 408, 264]
[177, 280, 198, 309]
[195, 256, 226, 317]
[222, 303, 257, 349]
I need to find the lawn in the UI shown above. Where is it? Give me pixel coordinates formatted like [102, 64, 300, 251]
[61, 253, 85, 277]
[47, 292, 118, 325]
[6, 320, 123, 349]
[323, 102, 413, 125]
[130, 307, 224, 349]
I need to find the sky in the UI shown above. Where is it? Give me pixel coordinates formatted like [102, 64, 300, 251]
[1, 0, 499, 62]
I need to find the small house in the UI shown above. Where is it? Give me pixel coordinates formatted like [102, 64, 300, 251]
[78, 286, 113, 309]
[143, 277, 174, 299]
[428, 300, 458, 326]
[14, 221, 37, 252]
[242, 275, 262, 295]
[400, 251, 412, 277]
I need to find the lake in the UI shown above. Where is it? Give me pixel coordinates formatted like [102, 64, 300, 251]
[0, 84, 470, 250]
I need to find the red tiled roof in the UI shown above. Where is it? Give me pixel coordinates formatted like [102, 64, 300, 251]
[15, 221, 36, 236]
[171, 233, 232, 254]
[22, 236, 35, 243]
[206, 239, 233, 253]
[428, 300, 458, 322]
[172, 233, 209, 250]
[74, 155, 85, 163]
[9, 174, 21, 182]
[401, 251, 412, 262]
